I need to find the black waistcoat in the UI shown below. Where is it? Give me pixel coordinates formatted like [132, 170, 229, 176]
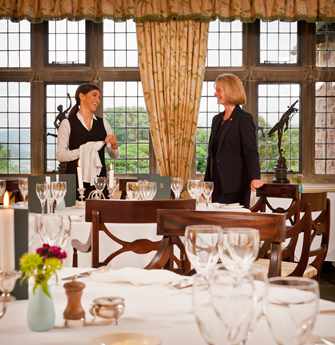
[66, 114, 107, 176]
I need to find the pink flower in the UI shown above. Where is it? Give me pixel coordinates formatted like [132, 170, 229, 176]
[36, 243, 67, 261]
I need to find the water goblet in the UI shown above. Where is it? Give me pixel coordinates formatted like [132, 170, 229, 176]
[264, 277, 319, 345]
[202, 181, 214, 207]
[171, 177, 183, 200]
[210, 267, 255, 345]
[35, 214, 71, 247]
[36, 183, 48, 214]
[147, 181, 157, 200]
[107, 177, 119, 199]
[138, 180, 150, 200]
[187, 179, 203, 204]
[192, 274, 222, 345]
[218, 228, 260, 273]
[184, 225, 220, 276]
[247, 267, 268, 335]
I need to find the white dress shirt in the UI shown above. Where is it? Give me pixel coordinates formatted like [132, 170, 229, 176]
[56, 112, 119, 162]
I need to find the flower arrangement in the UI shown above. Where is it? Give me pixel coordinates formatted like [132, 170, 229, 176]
[20, 244, 67, 297]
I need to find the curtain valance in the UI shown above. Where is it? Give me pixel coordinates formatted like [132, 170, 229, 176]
[0, 0, 334, 23]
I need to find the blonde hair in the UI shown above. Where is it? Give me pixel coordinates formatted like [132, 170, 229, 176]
[215, 73, 247, 105]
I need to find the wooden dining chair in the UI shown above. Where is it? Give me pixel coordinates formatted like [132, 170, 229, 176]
[255, 203, 313, 278]
[279, 192, 330, 280]
[71, 199, 196, 268]
[156, 209, 286, 277]
[250, 183, 301, 261]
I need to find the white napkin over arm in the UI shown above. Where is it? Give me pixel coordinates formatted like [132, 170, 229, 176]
[79, 141, 105, 185]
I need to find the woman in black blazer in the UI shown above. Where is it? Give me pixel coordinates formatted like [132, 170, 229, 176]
[204, 73, 263, 207]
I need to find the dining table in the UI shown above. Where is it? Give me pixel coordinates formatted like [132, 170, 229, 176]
[28, 202, 250, 268]
[1, 267, 335, 345]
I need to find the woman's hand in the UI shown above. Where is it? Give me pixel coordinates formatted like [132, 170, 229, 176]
[250, 179, 264, 191]
[105, 134, 118, 150]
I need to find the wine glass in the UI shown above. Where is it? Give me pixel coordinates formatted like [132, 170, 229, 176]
[51, 181, 67, 210]
[18, 178, 28, 205]
[107, 176, 119, 199]
[138, 180, 155, 200]
[192, 274, 222, 345]
[35, 214, 71, 247]
[210, 267, 255, 345]
[187, 179, 203, 204]
[184, 225, 220, 276]
[148, 181, 157, 200]
[218, 228, 260, 273]
[171, 177, 183, 199]
[248, 267, 268, 334]
[36, 183, 48, 214]
[264, 277, 319, 345]
[202, 181, 214, 207]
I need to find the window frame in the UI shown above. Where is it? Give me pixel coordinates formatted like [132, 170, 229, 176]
[0, 20, 334, 182]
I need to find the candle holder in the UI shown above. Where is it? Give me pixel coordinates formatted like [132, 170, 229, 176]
[87, 190, 105, 200]
[77, 187, 85, 206]
[0, 270, 21, 319]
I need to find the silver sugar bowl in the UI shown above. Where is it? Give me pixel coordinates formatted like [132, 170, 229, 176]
[90, 297, 125, 324]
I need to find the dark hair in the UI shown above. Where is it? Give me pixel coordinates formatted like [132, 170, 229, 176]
[68, 83, 101, 120]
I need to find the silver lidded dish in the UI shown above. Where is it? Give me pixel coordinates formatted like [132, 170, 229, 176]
[90, 297, 125, 324]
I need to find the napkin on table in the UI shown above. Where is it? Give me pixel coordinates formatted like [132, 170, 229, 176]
[90, 267, 182, 286]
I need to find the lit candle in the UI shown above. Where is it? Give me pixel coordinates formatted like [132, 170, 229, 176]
[77, 159, 84, 189]
[3, 191, 10, 207]
[56, 174, 59, 182]
[0, 207, 15, 272]
[109, 162, 114, 188]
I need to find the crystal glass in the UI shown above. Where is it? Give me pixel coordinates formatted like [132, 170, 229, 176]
[126, 182, 140, 200]
[50, 181, 67, 210]
[202, 181, 214, 207]
[187, 179, 203, 204]
[192, 274, 222, 345]
[18, 178, 28, 205]
[218, 228, 260, 273]
[36, 183, 48, 214]
[139, 180, 157, 200]
[184, 225, 220, 276]
[108, 176, 119, 199]
[0, 180, 6, 198]
[210, 267, 255, 345]
[264, 277, 319, 345]
[248, 268, 268, 333]
[35, 214, 71, 247]
[171, 177, 183, 200]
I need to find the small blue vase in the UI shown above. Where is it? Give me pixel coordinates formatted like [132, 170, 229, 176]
[27, 285, 55, 332]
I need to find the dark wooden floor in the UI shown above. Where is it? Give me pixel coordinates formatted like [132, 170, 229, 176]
[320, 262, 335, 302]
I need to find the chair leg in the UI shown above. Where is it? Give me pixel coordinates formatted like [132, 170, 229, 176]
[72, 248, 78, 267]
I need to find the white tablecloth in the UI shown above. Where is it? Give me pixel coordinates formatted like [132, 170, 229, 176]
[1, 268, 335, 345]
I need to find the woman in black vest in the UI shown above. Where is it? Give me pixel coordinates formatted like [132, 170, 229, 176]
[56, 83, 118, 198]
[204, 74, 263, 207]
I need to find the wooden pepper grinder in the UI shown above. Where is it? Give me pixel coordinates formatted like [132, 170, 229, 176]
[63, 280, 86, 327]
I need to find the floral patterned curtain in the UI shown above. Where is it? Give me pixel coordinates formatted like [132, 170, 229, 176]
[136, 20, 208, 180]
[0, 0, 334, 22]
